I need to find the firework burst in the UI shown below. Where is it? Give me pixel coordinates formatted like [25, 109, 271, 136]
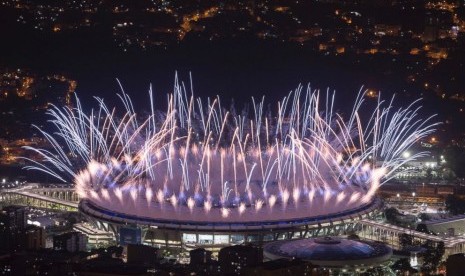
[23, 77, 437, 221]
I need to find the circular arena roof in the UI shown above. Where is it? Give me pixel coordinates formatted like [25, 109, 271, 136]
[264, 237, 392, 268]
[79, 197, 381, 232]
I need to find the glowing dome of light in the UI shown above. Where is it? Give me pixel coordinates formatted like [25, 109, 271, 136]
[264, 237, 392, 267]
[23, 78, 436, 224]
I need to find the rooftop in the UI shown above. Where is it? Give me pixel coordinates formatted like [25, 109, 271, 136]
[264, 237, 392, 267]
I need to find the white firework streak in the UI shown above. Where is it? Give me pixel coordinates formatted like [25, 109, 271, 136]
[21, 77, 438, 218]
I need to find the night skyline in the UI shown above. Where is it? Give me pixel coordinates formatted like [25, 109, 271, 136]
[1, 0, 465, 140]
[1, 1, 465, 275]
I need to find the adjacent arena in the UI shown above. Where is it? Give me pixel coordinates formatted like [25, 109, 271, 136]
[264, 237, 392, 270]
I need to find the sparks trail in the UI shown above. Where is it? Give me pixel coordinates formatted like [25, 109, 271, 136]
[22, 76, 437, 220]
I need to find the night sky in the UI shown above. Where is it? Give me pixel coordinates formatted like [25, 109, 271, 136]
[1, 0, 464, 139]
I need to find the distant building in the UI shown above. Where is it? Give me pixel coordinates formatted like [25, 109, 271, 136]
[290, 27, 323, 42]
[437, 186, 454, 195]
[424, 214, 465, 236]
[446, 253, 465, 276]
[0, 206, 27, 251]
[188, 248, 217, 274]
[53, 231, 87, 252]
[119, 226, 142, 246]
[189, 248, 212, 266]
[415, 185, 436, 196]
[0, 206, 26, 231]
[218, 245, 263, 274]
[246, 258, 322, 276]
[126, 244, 159, 267]
[374, 24, 401, 36]
[73, 223, 114, 247]
[0, 249, 88, 275]
[25, 225, 46, 250]
[423, 25, 439, 42]
[78, 257, 148, 276]
[388, 155, 439, 179]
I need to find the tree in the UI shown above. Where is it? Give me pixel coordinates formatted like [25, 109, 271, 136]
[419, 213, 430, 222]
[445, 195, 465, 215]
[416, 223, 429, 233]
[444, 146, 465, 178]
[385, 207, 401, 224]
[361, 267, 385, 276]
[442, 168, 456, 181]
[391, 258, 416, 274]
[426, 167, 433, 180]
[399, 233, 414, 248]
[421, 240, 445, 274]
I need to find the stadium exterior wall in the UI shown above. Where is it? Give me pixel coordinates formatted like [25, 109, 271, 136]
[79, 198, 383, 250]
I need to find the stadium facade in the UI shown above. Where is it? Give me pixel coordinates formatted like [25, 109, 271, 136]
[80, 197, 382, 250]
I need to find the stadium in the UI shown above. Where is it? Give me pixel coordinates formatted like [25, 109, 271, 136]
[79, 193, 382, 249]
[24, 80, 436, 249]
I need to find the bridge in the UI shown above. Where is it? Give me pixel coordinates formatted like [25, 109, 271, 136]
[0, 185, 79, 211]
[357, 219, 465, 257]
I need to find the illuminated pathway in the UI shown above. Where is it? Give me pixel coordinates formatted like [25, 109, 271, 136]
[358, 219, 465, 257]
[0, 186, 78, 211]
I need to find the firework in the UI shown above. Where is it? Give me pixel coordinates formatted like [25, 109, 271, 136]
[23, 77, 437, 222]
